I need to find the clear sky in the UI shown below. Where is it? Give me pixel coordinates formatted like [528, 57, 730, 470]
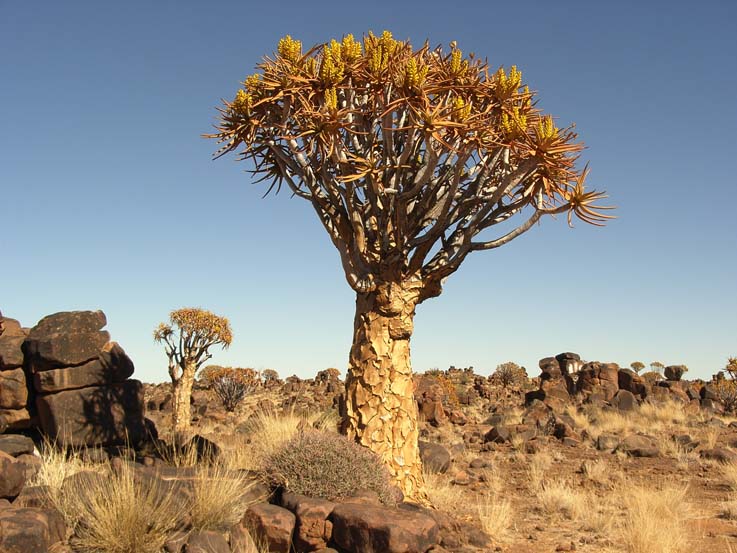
[2, 1, 736, 383]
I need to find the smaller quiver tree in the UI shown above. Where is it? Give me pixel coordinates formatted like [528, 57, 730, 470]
[154, 308, 232, 434]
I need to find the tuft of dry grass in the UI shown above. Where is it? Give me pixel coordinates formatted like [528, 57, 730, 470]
[476, 491, 513, 542]
[654, 434, 699, 469]
[581, 459, 610, 486]
[721, 493, 737, 520]
[703, 427, 721, 449]
[424, 469, 466, 513]
[620, 483, 691, 553]
[61, 462, 182, 553]
[527, 450, 553, 492]
[190, 462, 262, 531]
[536, 478, 588, 520]
[721, 461, 737, 491]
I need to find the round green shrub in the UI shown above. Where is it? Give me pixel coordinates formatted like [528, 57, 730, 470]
[261, 429, 400, 505]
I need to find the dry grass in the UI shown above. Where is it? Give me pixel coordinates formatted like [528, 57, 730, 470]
[190, 462, 262, 531]
[723, 462, 737, 490]
[536, 478, 588, 520]
[476, 491, 513, 542]
[424, 469, 467, 513]
[720, 493, 737, 520]
[61, 462, 182, 553]
[703, 427, 721, 449]
[581, 459, 610, 486]
[620, 483, 691, 553]
[527, 450, 553, 492]
[655, 434, 699, 468]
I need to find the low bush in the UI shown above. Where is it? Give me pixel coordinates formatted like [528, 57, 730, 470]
[210, 367, 258, 411]
[491, 361, 527, 388]
[261, 429, 400, 504]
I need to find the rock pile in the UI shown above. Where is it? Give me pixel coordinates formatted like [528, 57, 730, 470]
[0, 316, 31, 432]
[22, 311, 145, 447]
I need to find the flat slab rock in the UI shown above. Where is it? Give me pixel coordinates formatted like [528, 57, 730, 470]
[0, 507, 66, 552]
[330, 501, 439, 553]
[33, 342, 134, 393]
[24, 310, 110, 369]
[35, 380, 145, 447]
[0, 434, 35, 457]
[0, 369, 28, 410]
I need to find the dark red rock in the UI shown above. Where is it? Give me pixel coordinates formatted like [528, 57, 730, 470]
[418, 441, 451, 474]
[241, 503, 295, 553]
[281, 491, 336, 551]
[33, 342, 134, 393]
[184, 530, 230, 553]
[0, 333, 26, 370]
[0, 369, 27, 410]
[0, 435, 35, 458]
[330, 501, 439, 553]
[0, 451, 26, 499]
[35, 380, 145, 447]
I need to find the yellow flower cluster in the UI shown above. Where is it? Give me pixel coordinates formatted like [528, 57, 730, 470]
[495, 65, 523, 97]
[449, 47, 469, 76]
[340, 34, 362, 64]
[452, 96, 471, 121]
[324, 87, 338, 111]
[320, 40, 345, 85]
[232, 89, 252, 114]
[244, 73, 261, 92]
[278, 35, 302, 63]
[404, 57, 428, 89]
[501, 105, 528, 137]
[537, 115, 559, 141]
[365, 30, 399, 74]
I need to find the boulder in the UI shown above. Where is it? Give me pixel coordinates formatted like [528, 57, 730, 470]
[664, 365, 686, 381]
[23, 311, 109, 370]
[0, 369, 28, 410]
[0, 508, 62, 552]
[281, 492, 335, 551]
[241, 503, 295, 553]
[35, 380, 145, 447]
[418, 441, 451, 474]
[414, 376, 447, 427]
[618, 369, 648, 398]
[611, 390, 638, 412]
[0, 435, 35, 457]
[228, 523, 259, 553]
[185, 530, 230, 553]
[330, 501, 439, 553]
[700, 447, 737, 463]
[0, 332, 26, 370]
[0, 408, 32, 432]
[617, 434, 658, 458]
[33, 342, 134, 393]
[0, 451, 26, 499]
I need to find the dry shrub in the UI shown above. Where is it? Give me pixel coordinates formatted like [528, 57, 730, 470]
[210, 367, 258, 411]
[491, 362, 527, 388]
[59, 463, 181, 553]
[621, 483, 691, 553]
[262, 429, 399, 504]
[191, 463, 261, 531]
[240, 409, 312, 471]
[476, 491, 513, 541]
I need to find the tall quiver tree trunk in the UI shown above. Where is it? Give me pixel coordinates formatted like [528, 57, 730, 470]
[342, 278, 425, 502]
[171, 362, 196, 434]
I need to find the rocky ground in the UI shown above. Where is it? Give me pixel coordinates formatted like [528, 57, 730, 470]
[3, 310, 737, 552]
[138, 360, 737, 553]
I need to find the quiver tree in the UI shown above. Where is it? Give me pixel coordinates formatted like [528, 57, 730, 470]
[209, 32, 613, 501]
[154, 308, 232, 434]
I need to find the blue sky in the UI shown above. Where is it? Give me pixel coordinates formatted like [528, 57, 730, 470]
[2, 1, 735, 382]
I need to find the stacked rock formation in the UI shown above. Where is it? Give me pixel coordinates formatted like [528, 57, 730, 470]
[22, 310, 145, 447]
[0, 316, 32, 431]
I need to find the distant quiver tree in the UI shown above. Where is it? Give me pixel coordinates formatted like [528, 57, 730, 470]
[154, 308, 232, 434]
[209, 32, 613, 501]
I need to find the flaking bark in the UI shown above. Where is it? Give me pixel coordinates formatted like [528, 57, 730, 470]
[342, 278, 426, 502]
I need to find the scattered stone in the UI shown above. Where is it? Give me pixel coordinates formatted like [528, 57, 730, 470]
[419, 441, 451, 474]
[185, 530, 230, 553]
[617, 434, 659, 458]
[611, 389, 638, 412]
[664, 365, 686, 381]
[700, 448, 737, 464]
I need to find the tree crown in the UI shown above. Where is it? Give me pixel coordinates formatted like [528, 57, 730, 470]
[210, 32, 613, 295]
[154, 307, 232, 379]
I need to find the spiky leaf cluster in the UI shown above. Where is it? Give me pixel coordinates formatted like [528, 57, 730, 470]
[210, 32, 612, 297]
